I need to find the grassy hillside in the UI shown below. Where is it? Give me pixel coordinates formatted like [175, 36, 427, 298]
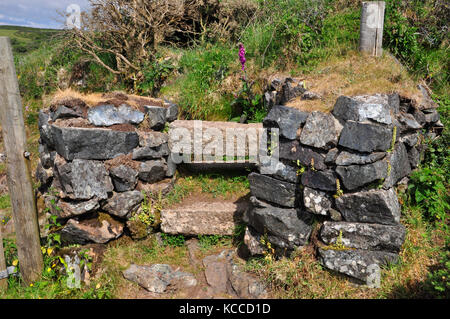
[0, 25, 60, 54]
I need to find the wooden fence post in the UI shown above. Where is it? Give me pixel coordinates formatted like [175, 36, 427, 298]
[360, 1, 386, 57]
[0, 37, 43, 285]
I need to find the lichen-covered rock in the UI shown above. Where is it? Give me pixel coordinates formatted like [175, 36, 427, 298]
[318, 248, 399, 282]
[246, 203, 312, 250]
[132, 144, 169, 160]
[53, 156, 113, 200]
[279, 139, 326, 170]
[303, 187, 332, 216]
[263, 105, 308, 140]
[325, 148, 339, 165]
[320, 221, 406, 252]
[38, 143, 56, 169]
[397, 113, 422, 131]
[38, 110, 54, 146]
[383, 142, 411, 189]
[299, 112, 343, 149]
[60, 216, 123, 244]
[87, 104, 145, 126]
[145, 105, 167, 130]
[248, 172, 298, 207]
[336, 160, 388, 190]
[109, 165, 138, 192]
[423, 109, 440, 124]
[300, 169, 337, 192]
[51, 125, 139, 160]
[400, 133, 419, 148]
[101, 190, 144, 219]
[332, 94, 393, 124]
[338, 121, 393, 153]
[50, 198, 100, 219]
[335, 188, 401, 225]
[122, 264, 197, 293]
[165, 100, 179, 122]
[138, 160, 167, 183]
[408, 146, 420, 169]
[138, 131, 168, 147]
[335, 151, 386, 166]
[36, 160, 53, 187]
[261, 160, 299, 184]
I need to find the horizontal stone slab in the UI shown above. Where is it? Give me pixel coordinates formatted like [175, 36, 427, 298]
[335, 188, 401, 225]
[338, 121, 393, 153]
[300, 169, 337, 192]
[318, 248, 399, 282]
[87, 104, 145, 126]
[60, 216, 123, 245]
[332, 94, 394, 124]
[51, 125, 139, 160]
[101, 190, 144, 219]
[263, 105, 308, 140]
[248, 172, 298, 207]
[320, 221, 406, 252]
[335, 159, 388, 190]
[160, 201, 249, 235]
[279, 139, 327, 170]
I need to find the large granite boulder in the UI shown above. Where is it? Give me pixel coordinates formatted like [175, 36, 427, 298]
[335, 188, 401, 225]
[318, 248, 399, 282]
[101, 191, 144, 219]
[51, 125, 139, 160]
[335, 159, 388, 190]
[248, 172, 298, 207]
[263, 105, 308, 140]
[299, 112, 342, 150]
[338, 121, 393, 153]
[320, 221, 406, 252]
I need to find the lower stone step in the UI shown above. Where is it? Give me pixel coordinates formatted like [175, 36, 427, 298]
[160, 201, 251, 235]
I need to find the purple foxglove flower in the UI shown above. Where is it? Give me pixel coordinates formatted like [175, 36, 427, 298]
[238, 43, 246, 71]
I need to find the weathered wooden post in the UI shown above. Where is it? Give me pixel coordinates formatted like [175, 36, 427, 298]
[360, 1, 386, 57]
[0, 37, 43, 285]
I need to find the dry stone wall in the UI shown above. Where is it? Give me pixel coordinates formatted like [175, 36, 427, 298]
[245, 81, 442, 283]
[36, 93, 178, 244]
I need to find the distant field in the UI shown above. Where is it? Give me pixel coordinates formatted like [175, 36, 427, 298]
[0, 25, 60, 54]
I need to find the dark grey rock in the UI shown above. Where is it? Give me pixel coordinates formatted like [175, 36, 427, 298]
[335, 188, 401, 225]
[52, 198, 100, 219]
[281, 78, 306, 103]
[248, 172, 298, 207]
[138, 160, 167, 183]
[51, 125, 139, 160]
[38, 110, 54, 147]
[246, 204, 312, 249]
[166, 153, 177, 177]
[301, 169, 337, 192]
[87, 104, 144, 126]
[52, 105, 84, 121]
[336, 160, 388, 190]
[412, 109, 426, 126]
[36, 160, 53, 187]
[110, 165, 138, 192]
[263, 105, 308, 140]
[318, 248, 399, 282]
[145, 105, 167, 130]
[243, 226, 265, 256]
[325, 148, 339, 165]
[303, 187, 332, 216]
[332, 94, 393, 124]
[38, 143, 56, 169]
[338, 121, 393, 153]
[261, 160, 299, 184]
[335, 151, 386, 166]
[397, 112, 422, 131]
[383, 142, 411, 189]
[132, 143, 169, 160]
[300, 112, 343, 150]
[388, 93, 400, 114]
[417, 84, 438, 110]
[138, 131, 168, 147]
[164, 101, 179, 122]
[400, 133, 419, 148]
[408, 146, 420, 169]
[279, 139, 326, 170]
[329, 208, 343, 221]
[424, 109, 440, 123]
[101, 190, 144, 219]
[320, 221, 406, 252]
[53, 156, 113, 200]
[301, 91, 322, 100]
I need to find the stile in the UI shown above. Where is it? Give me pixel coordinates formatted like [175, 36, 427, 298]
[0, 37, 43, 285]
[359, 1, 386, 57]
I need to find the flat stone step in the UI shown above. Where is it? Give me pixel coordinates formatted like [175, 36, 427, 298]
[160, 201, 251, 236]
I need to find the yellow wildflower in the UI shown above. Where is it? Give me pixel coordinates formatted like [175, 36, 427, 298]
[12, 259, 18, 266]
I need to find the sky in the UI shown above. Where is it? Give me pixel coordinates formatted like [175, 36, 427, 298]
[0, 0, 90, 29]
